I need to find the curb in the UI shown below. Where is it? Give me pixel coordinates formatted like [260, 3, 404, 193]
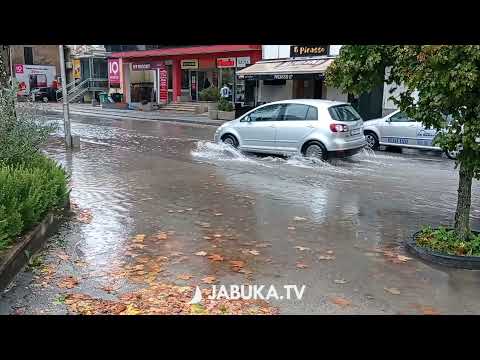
[0, 195, 71, 292]
[406, 229, 480, 270]
[44, 109, 224, 127]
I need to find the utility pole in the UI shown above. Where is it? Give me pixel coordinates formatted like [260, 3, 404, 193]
[59, 45, 72, 148]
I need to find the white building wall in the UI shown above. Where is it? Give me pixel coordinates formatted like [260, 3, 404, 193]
[324, 86, 348, 102]
[259, 80, 293, 102]
[382, 67, 419, 116]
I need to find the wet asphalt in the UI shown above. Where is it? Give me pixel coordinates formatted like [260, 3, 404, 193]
[1, 113, 479, 315]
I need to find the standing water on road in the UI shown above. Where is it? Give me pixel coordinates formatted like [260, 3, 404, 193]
[1, 115, 480, 315]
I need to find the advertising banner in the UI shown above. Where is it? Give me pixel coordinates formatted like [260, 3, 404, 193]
[108, 59, 120, 85]
[159, 66, 168, 103]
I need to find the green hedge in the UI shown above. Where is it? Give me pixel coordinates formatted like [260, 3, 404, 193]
[0, 154, 69, 250]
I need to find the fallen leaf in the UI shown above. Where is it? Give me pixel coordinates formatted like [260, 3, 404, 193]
[293, 216, 306, 221]
[168, 210, 175, 213]
[248, 250, 260, 256]
[167, 231, 175, 235]
[215, 213, 223, 216]
[121, 304, 142, 315]
[155, 232, 168, 240]
[133, 264, 145, 271]
[195, 251, 208, 256]
[238, 269, 253, 275]
[318, 255, 336, 260]
[330, 297, 351, 307]
[176, 210, 185, 213]
[202, 276, 217, 284]
[213, 234, 222, 238]
[133, 234, 145, 243]
[56, 253, 70, 261]
[58, 276, 79, 289]
[421, 306, 440, 315]
[256, 243, 271, 248]
[186, 208, 193, 211]
[230, 260, 245, 268]
[296, 263, 308, 269]
[326, 250, 334, 255]
[203, 236, 212, 240]
[396, 255, 412, 262]
[177, 274, 193, 280]
[288, 226, 296, 230]
[208, 254, 224, 261]
[384, 287, 401, 295]
[334, 279, 348, 284]
[294, 246, 310, 251]
[77, 209, 93, 224]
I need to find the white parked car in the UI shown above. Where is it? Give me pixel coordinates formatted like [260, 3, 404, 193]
[363, 110, 459, 159]
[214, 99, 366, 161]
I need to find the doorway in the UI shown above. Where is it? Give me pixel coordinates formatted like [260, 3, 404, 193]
[314, 79, 323, 99]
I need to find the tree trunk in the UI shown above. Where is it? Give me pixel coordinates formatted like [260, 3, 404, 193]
[454, 162, 474, 241]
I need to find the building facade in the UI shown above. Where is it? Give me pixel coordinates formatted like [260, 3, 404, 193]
[239, 45, 385, 120]
[108, 45, 262, 105]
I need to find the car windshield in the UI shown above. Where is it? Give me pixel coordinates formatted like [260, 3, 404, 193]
[328, 105, 362, 122]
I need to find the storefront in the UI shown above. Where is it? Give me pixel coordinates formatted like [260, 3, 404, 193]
[109, 45, 262, 106]
[237, 57, 348, 105]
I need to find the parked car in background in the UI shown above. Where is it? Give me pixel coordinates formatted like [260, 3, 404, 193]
[214, 99, 366, 160]
[363, 110, 459, 159]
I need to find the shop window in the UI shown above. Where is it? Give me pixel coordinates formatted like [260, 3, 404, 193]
[24, 47, 33, 65]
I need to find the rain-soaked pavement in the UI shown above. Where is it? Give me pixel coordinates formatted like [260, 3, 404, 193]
[1, 113, 480, 315]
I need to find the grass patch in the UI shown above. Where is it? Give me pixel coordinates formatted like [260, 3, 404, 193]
[416, 226, 480, 256]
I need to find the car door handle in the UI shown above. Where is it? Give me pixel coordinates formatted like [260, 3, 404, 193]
[408, 124, 416, 127]
[268, 125, 276, 128]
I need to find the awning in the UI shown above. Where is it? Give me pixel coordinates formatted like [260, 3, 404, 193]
[237, 58, 334, 80]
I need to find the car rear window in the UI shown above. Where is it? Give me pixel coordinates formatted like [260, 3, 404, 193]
[328, 105, 362, 122]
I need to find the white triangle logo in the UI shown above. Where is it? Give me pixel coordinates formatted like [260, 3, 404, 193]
[189, 286, 203, 304]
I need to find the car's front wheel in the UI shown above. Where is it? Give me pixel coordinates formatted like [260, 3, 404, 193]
[364, 131, 379, 150]
[303, 141, 328, 161]
[221, 134, 239, 148]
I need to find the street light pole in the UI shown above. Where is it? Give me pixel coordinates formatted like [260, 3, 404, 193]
[58, 45, 72, 148]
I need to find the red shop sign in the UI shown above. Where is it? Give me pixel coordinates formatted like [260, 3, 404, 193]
[216, 57, 236, 68]
[108, 59, 120, 85]
[159, 68, 168, 103]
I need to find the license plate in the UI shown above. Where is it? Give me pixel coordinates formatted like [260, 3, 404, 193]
[351, 129, 361, 136]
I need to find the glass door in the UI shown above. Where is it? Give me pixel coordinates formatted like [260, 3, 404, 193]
[190, 71, 198, 101]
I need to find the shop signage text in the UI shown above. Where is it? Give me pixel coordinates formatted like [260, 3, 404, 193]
[181, 59, 198, 69]
[159, 68, 168, 103]
[217, 57, 236, 68]
[236, 57, 251, 68]
[132, 62, 164, 71]
[290, 45, 330, 58]
[108, 59, 120, 85]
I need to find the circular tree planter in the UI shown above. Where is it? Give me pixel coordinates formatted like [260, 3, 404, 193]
[406, 229, 480, 270]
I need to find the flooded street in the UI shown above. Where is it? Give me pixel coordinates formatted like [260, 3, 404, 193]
[1, 114, 480, 314]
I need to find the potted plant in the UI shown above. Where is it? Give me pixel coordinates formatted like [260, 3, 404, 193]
[199, 87, 220, 115]
[217, 97, 235, 121]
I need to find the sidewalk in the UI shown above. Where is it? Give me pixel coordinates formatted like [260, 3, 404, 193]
[43, 102, 225, 127]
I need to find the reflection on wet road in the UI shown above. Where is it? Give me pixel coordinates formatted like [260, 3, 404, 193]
[1, 114, 480, 314]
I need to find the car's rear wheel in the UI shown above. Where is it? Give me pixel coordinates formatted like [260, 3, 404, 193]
[303, 141, 328, 161]
[445, 149, 459, 160]
[364, 131, 379, 150]
[221, 134, 239, 148]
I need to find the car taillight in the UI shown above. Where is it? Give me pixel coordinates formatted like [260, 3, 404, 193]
[330, 123, 349, 132]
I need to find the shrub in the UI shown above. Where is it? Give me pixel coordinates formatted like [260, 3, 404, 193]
[416, 226, 480, 256]
[0, 154, 69, 250]
[199, 87, 220, 102]
[0, 82, 57, 166]
[217, 97, 234, 112]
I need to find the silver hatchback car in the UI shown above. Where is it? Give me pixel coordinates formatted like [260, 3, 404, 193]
[214, 99, 366, 160]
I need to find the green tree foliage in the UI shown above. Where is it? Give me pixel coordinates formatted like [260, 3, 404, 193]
[326, 45, 480, 241]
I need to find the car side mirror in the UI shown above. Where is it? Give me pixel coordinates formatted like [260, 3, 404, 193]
[242, 115, 251, 122]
